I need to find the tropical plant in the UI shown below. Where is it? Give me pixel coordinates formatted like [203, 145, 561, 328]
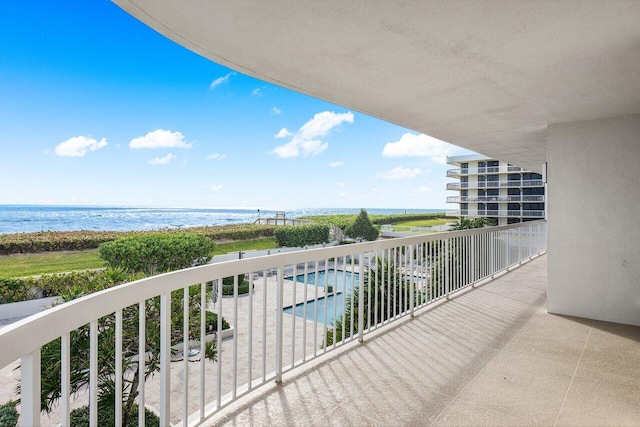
[345, 209, 379, 241]
[25, 282, 219, 426]
[325, 257, 418, 346]
[449, 217, 495, 230]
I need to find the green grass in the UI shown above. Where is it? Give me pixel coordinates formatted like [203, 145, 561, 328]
[394, 218, 453, 227]
[0, 238, 278, 278]
[212, 237, 277, 255]
[0, 250, 105, 278]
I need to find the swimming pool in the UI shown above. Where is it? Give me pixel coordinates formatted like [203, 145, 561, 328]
[284, 269, 359, 324]
[290, 269, 359, 290]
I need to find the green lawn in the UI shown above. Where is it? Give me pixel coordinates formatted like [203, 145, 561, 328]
[211, 237, 277, 255]
[394, 218, 453, 227]
[0, 250, 105, 278]
[0, 237, 279, 278]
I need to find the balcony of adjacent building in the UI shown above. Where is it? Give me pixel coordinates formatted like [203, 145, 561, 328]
[2, 221, 637, 426]
[447, 195, 545, 203]
[446, 180, 544, 191]
[446, 165, 523, 177]
[454, 210, 545, 218]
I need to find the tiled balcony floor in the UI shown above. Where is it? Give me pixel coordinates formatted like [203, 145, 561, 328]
[211, 255, 640, 426]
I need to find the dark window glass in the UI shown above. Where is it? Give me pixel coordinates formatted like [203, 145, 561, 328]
[508, 174, 521, 181]
[508, 188, 521, 195]
[524, 203, 544, 210]
[487, 160, 499, 167]
[523, 187, 544, 195]
[486, 189, 498, 196]
[478, 189, 485, 196]
[461, 190, 468, 196]
[478, 161, 486, 168]
[523, 173, 542, 181]
[487, 175, 499, 181]
[488, 203, 498, 210]
[461, 203, 468, 209]
[508, 203, 520, 210]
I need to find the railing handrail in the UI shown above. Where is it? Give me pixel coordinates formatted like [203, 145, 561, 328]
[446, 166, 525, 175]
[1, 220, 547, 426]
[0, 220, 545, 369]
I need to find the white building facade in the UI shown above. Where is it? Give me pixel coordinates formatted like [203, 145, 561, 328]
[446, 154, 545, 226]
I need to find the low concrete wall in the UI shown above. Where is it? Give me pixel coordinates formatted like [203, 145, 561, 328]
[0, 296, 58, 320]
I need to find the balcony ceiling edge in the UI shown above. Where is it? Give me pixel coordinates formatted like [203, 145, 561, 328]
[114, 0, 640, 172]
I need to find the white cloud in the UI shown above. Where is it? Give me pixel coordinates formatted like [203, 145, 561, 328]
[207, 153, 227, 160]
[149, 153, 176, 165]
[252, 88, 262, 96]
[337, 182, 346, 187]
[54, 136, 108, 157]
[382, 133, 454, 164]
[377, 167, 421, 179]
[273, 111, 354, 158]
[274, 128, 292, 139]
[272, 107, 282, 115]
[210, 72, 234, 89]
[329, 161, 344, 168]
[210, 184, 223, 191]
[129, 129, 191, 149]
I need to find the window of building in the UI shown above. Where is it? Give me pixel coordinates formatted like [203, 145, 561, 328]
[461, 190, 468, 196]
[523, 187, 545, 195]
[486, 189, 498, 196]
[487, 175, 499, 181]
[488, 203, 498, 210]
[523, 173, 542, 180]
[508, 188, 521, 195]
[478, 189, 485, 196]
[508, 174, 521, 181]
[508, 203, 520, 210]
[523, 203, 544, 210]
[487, 160, 499, 167]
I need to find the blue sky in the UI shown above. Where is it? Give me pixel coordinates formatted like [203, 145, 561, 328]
[0, 1, 472, 210]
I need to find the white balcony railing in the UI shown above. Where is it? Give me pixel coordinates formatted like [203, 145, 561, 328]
[449, 210, 545, 218]
[0, 222, 547, 426]
[446, 166, 523, 176]
[447, 195, 545, 203]
[447, 180, 543, 191]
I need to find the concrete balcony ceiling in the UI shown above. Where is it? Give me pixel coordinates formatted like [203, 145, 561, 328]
[114, 0, 640, 172]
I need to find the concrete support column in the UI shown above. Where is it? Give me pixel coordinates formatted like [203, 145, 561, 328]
[547, 114, 640, 326]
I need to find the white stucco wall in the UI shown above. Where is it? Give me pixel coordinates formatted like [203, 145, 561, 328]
[547, 114, 640, 326]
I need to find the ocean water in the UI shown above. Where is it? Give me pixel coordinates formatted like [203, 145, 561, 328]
[0, 205, 444, 235]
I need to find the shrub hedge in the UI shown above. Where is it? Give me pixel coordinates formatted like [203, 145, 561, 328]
[274, 225, 330, 247]
[98, 233, 215, 274]
[69, 404, 159, 427]
[0, 401, 19, 427]
[298, 213, 448, 230]
[0, 224, 277, 255]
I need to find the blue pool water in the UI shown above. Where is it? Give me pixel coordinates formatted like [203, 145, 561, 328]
[284, 270, 359, 324]
[291, 269, 359, 290]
